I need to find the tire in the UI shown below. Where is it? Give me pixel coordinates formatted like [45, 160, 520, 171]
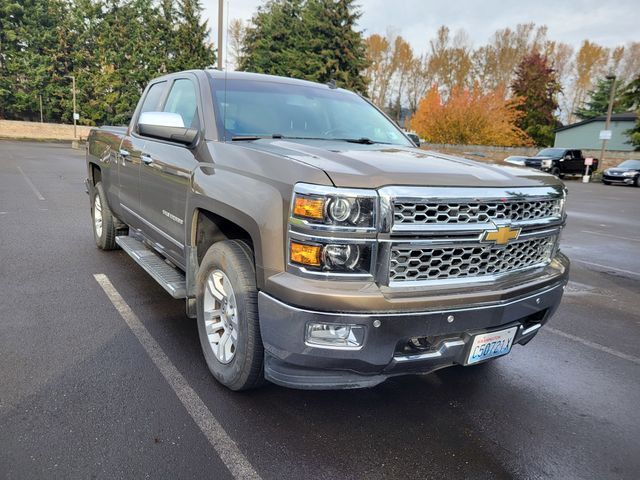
[91, 182, 122, 250]
[635, 176, 640, 188]
[603, 180, 611, 185]
[550, 167, 562, 178]
[196, 240, 265, 391]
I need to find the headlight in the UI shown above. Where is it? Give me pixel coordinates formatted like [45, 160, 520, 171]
[290, 240, 373, 274]
[622, 171, 635, 177]
[541, 159, 552, 168]
[290, 183, 377, 231]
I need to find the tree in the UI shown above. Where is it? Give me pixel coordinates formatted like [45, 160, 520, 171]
[574, 77, 624, 120]
[302, 0, 368, 93]
[240, 0, 368, 93]
[511, 51, 561, 146]
[172, 0, 215, 71]
[408, 84, 532, 146]
[620, 75, 640, 150]
[363, 33, 394, 106]
[228, 18, 246, 70]
[566, 40, 609, 123]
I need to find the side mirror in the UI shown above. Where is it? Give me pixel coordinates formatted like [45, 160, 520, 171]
[564, 154, 572, 160]
[406, 132, 421, 147]
[137, 111, 198, 146]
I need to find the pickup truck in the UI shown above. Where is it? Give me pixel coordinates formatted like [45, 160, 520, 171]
[86, 70, 569, 390]
[523, 148, 598, 177]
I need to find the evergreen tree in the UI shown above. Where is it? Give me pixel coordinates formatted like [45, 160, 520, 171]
[240, 0, 369, 93]
[172, 0, 215, 71]
[620, 75, 640, 150]
[0, 0, 65, 121]
[303, 0, 368, 93]
[0, 0, 215, 125]
[511, 51, 561, 146]
[574, 77, 624, 120]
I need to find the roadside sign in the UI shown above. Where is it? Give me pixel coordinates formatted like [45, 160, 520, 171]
[73, 112, 79, 121]
[584, 157, 594, 166]
[599, 130, 612, 140]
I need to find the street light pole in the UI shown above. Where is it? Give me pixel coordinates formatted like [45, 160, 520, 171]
[217, 0, 223, 70]
[598, 75, 617, 168]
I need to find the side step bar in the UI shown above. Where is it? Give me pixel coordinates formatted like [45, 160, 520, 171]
[115, 236, 187, 299]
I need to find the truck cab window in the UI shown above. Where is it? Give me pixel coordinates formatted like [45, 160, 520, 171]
[140, 81, 166, 113]
[164, 79, 199, 129]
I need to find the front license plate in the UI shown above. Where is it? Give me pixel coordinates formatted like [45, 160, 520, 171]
[466, 327, 518, 365]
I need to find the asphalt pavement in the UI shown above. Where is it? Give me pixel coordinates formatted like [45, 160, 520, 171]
[1, 141, 639, 479]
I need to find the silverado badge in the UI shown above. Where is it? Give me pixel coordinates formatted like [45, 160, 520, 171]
[481, 225, 521, 245]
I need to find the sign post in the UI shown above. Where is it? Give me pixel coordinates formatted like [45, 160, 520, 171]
[583, 157, 594, 183]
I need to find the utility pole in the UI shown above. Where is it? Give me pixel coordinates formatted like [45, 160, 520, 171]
[39, 95, 43, 123]
[598, 75, 617, 168]
[65, 75, 77, 138]
[217, 0, 223, 70]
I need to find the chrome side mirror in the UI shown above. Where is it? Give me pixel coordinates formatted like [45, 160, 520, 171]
[137, 111, 198, 145]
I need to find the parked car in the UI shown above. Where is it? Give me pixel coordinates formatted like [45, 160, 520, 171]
[524, 148, 598, 177]
[85, 70, 569, 390]
[602, 159, 640, 186]
[504, 155, 527, 166]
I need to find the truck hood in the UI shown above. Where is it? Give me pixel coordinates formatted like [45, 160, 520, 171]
[241, 139, 560, 188]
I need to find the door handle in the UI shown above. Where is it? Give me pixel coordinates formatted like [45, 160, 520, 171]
[141, 154, 154, 165]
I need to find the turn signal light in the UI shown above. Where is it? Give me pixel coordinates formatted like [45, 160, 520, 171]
[290, 241, 322, 267]
[293, 196, 325, 220]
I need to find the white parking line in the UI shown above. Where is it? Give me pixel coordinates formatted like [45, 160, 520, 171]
[573, 259, 640, 278]
[545, 327, 640, 365]
[580, 230, 640, 243]
[93, 274, 261, 480]
[17, 166, 45, 200]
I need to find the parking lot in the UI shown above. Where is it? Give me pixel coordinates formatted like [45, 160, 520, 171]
[1, 141, 639, 479]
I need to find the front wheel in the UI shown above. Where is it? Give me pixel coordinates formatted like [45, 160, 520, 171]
[603, 180, 611, 185]
[196, 240, 265, 391]
[635, 176, 640, 188]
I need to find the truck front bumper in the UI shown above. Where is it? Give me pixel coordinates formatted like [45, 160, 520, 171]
[259, 275, 568, 389]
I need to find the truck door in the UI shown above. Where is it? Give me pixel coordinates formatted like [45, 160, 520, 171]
[137, 76, 201, 267]
[571, 150, 585, 173]
[118, 80, 167, 226]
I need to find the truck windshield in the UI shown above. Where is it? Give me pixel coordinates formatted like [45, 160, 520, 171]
[537, 148, 565, 157]
[212, 78, 412, 146]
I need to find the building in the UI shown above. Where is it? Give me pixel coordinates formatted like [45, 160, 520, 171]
[554, 112, 637, 151]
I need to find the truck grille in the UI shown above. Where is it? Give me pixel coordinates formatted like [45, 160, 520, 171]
[394, 199, 562, 225]
[389, 237, 556, 283]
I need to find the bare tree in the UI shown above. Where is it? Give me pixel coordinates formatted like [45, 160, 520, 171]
[228, 18, 246, 70]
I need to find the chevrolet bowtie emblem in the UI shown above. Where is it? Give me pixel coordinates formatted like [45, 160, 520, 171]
[482, 225, 521, 245]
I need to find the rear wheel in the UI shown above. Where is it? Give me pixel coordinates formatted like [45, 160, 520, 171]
[91, 182, 123, 250]
[196, 240, 265, 391]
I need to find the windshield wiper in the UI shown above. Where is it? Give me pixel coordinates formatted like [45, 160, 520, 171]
[331, 137, 392, 145]
[231, 135, 265, 141]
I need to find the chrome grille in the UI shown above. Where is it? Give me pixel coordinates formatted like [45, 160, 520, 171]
[389, 237, 556, 283]
[394, 199, 562, 225]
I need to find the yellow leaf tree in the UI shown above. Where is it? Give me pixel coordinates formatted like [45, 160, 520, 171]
[408, 85, 533, 146]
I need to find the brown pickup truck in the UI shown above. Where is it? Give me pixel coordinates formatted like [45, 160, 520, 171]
[86, 70, 569, 390]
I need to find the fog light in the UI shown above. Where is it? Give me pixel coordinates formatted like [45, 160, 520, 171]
[305, 323, 365, 349]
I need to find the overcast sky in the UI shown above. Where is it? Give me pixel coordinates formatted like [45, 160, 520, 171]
[202, 0, 638, 61]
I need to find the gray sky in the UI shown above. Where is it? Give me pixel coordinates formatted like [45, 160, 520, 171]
[203, 0, 638, 60]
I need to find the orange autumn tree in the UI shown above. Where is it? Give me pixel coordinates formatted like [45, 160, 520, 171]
[408, 85, 533, 146]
